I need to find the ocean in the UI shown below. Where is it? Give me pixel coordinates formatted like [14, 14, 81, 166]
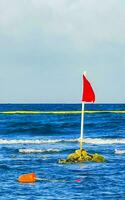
[0, 103, 125, 200]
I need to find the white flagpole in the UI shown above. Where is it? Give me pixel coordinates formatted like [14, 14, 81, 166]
[80, 71, 86, 150]
[80, 101, 85, 150]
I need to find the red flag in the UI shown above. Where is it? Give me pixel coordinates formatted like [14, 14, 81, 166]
[82, 74, 95, 102]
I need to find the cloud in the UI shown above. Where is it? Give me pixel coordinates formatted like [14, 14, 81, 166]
[0, 0, 125, 102]
[1, 0, 125, 45]
[0, 0, 125, 58]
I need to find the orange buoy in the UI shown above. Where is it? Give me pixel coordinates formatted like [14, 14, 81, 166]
[18, 173, 37, 183]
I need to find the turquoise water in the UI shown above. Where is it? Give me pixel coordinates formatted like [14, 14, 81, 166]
[0, 104, 125, 200]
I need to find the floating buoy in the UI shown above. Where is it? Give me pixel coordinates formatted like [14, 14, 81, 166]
[18, 173, 37, 183]
[18, 173, 82, 183]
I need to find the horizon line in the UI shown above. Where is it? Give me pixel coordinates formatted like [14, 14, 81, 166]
[0, 102, 124, 104]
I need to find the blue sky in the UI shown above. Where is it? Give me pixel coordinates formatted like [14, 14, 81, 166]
[0, 0, 125, 103]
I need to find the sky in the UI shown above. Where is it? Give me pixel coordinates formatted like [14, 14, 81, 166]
[0, 0, 125, 103]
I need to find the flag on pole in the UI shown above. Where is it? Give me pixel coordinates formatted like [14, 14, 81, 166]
[82, 74, 95, 103]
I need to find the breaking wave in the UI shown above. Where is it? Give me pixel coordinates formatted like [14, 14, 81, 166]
[1, 138, 125, 145]
[19, 148, 60, 154]
[115, 149, 125, 154]
[0, 138, 77, 144]
[85, 138, 125, 144]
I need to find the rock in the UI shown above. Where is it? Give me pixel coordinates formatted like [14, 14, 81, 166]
[67, 153, 79, 161]
[58, 149, 105, 164]
[92, 153, 105, 162]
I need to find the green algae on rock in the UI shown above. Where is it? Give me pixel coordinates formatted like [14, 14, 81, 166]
[58, 149, 105, 164]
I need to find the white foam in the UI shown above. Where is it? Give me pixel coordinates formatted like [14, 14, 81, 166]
[0, 138, 77, 145]
[115, 149, 125, 154]
[19, 148, 60, 154]
[0, 138, 125, 145]
[85, 138, 125, 144]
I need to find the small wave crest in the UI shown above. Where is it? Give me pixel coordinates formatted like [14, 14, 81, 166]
[115, 149, 125, 154]
[19, 148, 60, 154]
[0, 138, 77, 144]
[86, 138, 125, 144]
[1, 138, 125, 145]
